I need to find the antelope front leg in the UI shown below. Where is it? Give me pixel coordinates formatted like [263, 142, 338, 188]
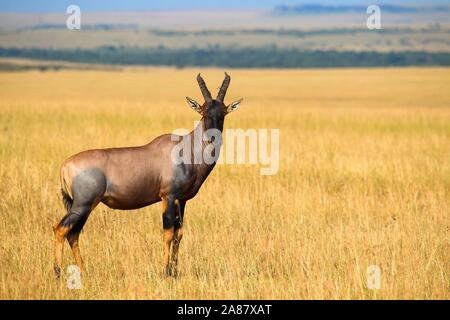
[169, 200, 185, 277]
[170, 227, 183, 277]
[162, 196, 176, 277]
[163, 227, 174, 276]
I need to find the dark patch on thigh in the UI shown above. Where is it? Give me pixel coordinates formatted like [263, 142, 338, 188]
[59, 208, 88, 229]
[59, 168, 107, 230]
[162, 196, 177, 229]
[171, 162, 194, 198]
[72, 167, 107, 206]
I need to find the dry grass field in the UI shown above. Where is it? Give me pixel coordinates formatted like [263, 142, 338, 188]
[0, 67, 449, 299]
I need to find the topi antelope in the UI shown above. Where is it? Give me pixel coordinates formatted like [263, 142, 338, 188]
[53, 73, 242, 277]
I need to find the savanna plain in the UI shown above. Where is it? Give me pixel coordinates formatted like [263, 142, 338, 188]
[0, 67, 448, 299]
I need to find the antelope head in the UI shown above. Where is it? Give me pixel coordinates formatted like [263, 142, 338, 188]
[186, 73, 243, 134]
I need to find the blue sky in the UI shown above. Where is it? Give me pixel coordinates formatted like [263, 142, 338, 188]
[0, 0, 441, 12]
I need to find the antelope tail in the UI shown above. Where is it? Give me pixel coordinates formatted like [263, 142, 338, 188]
[61, 189, 73, 212]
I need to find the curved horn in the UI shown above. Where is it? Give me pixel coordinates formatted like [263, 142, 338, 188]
[197, 73, 212, 102]
[216, 72, 231, 102]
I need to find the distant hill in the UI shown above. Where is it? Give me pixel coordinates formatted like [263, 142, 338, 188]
[273, 4, 450, 15]
[1, 46, 449, 68]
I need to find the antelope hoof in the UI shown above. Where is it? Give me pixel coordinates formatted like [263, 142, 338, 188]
[54, 264, 61, 279]
[165, 265, 178, 278]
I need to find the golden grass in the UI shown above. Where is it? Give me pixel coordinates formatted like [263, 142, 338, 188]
[0, 67, 449, 299]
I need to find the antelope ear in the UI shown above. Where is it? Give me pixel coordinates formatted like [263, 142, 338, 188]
[186, 96, 203, 114]
[226, 98, 243, 114]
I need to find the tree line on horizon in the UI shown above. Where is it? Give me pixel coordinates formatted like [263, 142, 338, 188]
[1, 46, 449, 68]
